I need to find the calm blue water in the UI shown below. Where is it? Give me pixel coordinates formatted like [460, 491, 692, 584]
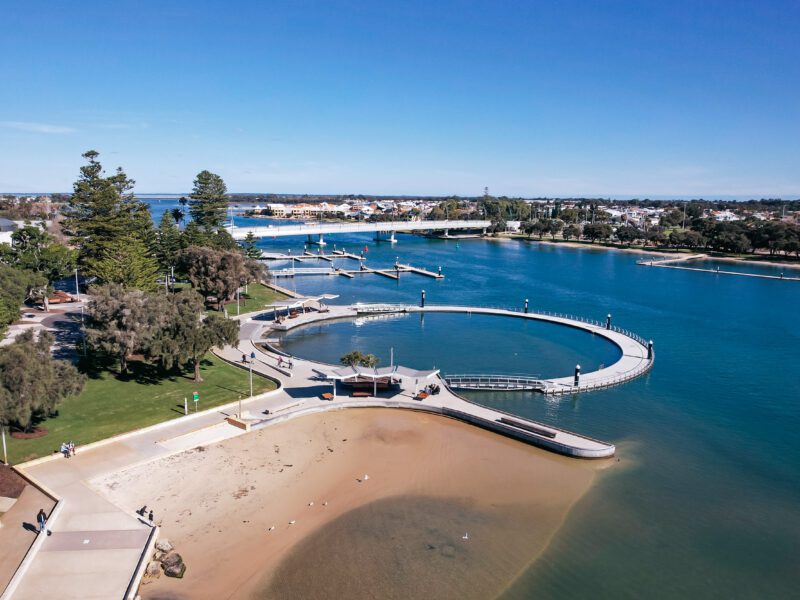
[278, 312, 621, 378]
[147, 199, 800, 597]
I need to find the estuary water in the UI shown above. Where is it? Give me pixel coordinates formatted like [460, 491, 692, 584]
[147, 200, 800, 598]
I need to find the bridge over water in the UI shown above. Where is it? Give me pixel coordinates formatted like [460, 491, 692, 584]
[226, 219, 492, 244]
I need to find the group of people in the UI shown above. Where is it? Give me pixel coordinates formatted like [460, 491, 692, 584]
[423, 383, 441, 395]
[59, 441, 76, 458]
[277, 356, 293, 370]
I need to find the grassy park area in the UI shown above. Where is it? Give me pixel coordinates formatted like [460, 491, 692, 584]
[5, 354, 276, 464]
[237, 282, 290, 313]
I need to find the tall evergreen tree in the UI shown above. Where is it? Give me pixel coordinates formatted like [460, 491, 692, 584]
[155, 212, 184, 271]
[92, 235, 160, 291]
[241, 231, 262, 260]
[188, 170, 228, 230]
[61, 151, 155, 279]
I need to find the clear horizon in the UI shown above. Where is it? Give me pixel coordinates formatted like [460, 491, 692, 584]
[1, 1, 799, 198]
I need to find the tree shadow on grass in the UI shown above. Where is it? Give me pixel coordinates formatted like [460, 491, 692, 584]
[77, 353, 117, 380]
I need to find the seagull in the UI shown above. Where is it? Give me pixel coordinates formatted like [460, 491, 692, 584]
[268, 526, 275, 532]
[322, 501, 328, 506]
[363, 474, 370, 481]
[289, 520, 296, 525]
[462, 533, 469, 540]
[308, 502, 314, 507]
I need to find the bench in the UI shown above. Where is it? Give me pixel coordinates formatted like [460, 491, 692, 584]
[352, 392, 370, 398]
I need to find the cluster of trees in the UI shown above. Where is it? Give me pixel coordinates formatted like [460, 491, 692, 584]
[62, 152, 252, 292]
[85, 284, 239, 381]
[515, 214, 800, 256]
[0, 226, 77, 283]
[340, 351, 379, 368]
[0, 330, 85, 432]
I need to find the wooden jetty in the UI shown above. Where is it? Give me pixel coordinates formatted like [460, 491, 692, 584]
[397, 263, 444, 279]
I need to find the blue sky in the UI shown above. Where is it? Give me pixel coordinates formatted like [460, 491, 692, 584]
[1, 0, 798, 198]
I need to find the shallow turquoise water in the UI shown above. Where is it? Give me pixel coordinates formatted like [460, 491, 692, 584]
[147, 200, 800, 597]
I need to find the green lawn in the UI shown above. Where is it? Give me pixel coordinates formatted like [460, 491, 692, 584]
[5, 354, 276, 464]
[228, 282, 289, 316]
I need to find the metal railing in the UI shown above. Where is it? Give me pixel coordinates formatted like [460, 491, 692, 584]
[354, 303, 413, 314]
[445, 374, 546, 391]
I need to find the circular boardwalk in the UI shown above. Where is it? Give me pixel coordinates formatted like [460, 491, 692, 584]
[232, 302, 655, 458]
[404, 305, 654, 394]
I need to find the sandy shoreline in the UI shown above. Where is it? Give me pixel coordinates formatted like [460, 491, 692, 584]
[513, 237, 800, 268]
[93, 409, 608, 599]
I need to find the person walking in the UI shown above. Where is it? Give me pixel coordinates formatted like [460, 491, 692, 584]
[60, 442, 70, 458]
[69, 440, 76, 457]
[148, 509, 154, 526]
[36, 508, 48, 534]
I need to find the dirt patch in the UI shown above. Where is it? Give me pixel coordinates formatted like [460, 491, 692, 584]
[10, 427, 49, 440]
[0, 464, 27, 499]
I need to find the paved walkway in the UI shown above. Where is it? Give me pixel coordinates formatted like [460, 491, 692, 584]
[0, 485, 54, 594]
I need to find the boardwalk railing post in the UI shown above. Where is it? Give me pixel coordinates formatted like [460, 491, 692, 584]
[606, 313, 612, 330]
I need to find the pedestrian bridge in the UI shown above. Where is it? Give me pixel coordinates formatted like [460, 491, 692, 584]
[445, 374, 546, 391]
[226, 219, 491, 242]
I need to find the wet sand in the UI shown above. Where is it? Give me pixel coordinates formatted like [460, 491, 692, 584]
[93, 409, 606, 600]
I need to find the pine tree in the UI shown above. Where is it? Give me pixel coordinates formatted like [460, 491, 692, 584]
[188, 170, 228, 231]
[62, 150, 156, 278]
[155, 212, 183, 271]
[91, 235, 160, 291]
[241, 232, 262, 260]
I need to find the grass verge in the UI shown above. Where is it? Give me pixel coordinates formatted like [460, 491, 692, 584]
[5, 354, 276, 464]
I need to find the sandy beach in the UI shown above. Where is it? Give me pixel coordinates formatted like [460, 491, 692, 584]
[93, 408, 607, 600]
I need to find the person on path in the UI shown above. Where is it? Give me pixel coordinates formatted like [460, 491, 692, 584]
[69, 440, 76, 456]
[288, 358, 293, 370]
[148, 510, 154, 526]
[60, 442, 70, 458]
[36, 508, 48, 534]
[242, 353, 247, 363]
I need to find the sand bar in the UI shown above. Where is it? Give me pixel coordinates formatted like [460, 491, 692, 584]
[94, 408, 606, 600]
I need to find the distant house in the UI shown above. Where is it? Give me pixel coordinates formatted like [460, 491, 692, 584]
[712, 210, 741, 222]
